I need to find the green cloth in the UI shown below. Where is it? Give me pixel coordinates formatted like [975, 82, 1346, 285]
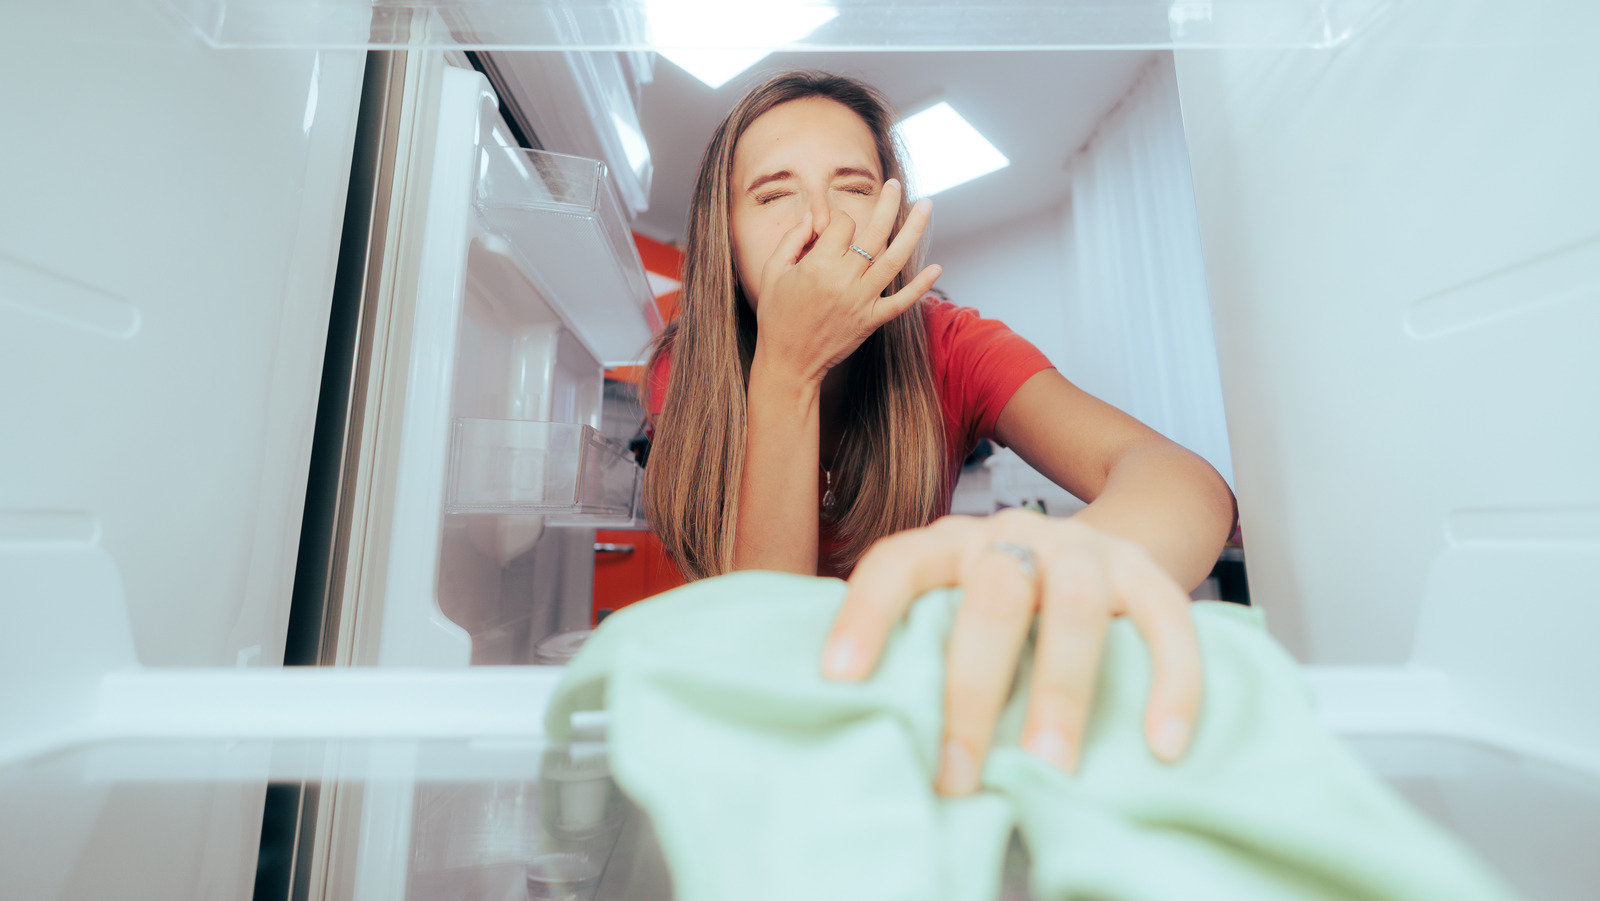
[546, 572, 1516, 901]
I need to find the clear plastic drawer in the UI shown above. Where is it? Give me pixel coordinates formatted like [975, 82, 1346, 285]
[447, 419, 642, 518]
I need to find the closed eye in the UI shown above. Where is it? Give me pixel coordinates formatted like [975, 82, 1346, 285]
[838, 184, 875, 196]
[754, 191, 792, 205]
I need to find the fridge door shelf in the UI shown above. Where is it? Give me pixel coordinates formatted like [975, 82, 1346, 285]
[446, 418, 643, 518]
[473, 142, 660, 367]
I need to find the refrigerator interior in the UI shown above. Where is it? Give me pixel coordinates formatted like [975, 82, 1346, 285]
[369, 60, 660, 672]
[2, 0, 1598, 899]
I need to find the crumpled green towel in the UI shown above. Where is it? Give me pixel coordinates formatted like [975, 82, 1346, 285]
[545, 571, 1516, 901]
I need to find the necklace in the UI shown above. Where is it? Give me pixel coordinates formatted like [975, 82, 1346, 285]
[820, 427, 845, 517]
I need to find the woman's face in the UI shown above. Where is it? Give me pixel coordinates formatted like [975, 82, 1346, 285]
[728, 96, 885, 309]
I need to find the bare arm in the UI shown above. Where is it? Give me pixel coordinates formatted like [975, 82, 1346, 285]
[733, 355, 823, 573]
[994, 369, 1234, 590]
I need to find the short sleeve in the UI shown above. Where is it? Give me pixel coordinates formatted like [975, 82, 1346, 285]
[922, 300, 1055, 450]
[645, 349, 672, 418]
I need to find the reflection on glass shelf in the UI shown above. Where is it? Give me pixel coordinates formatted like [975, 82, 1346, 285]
[0, 739, 667, 901]
[448, 419, 642, 517]
[151, 0, 1402, 50]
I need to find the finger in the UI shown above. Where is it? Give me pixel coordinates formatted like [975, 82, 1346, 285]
[768, 210, 815, 271]
[821, 517, 979, 681]
[937, 543, 1039, 796]
[1112, 551, 1204, 763]
[812, 208, 859, 258]
[867, 197, 932, 284]
[853, 177, 903, 254]
[871, 264, 942, 327]
[1020, 544, 1112, 774]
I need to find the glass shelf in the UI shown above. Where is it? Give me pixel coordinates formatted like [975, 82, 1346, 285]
[152, 0, 1398, 50]
[447, 419, 643, 518]
[1, 738, 645, 901]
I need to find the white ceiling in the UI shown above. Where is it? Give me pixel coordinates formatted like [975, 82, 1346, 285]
[629, 49, 1159, 246]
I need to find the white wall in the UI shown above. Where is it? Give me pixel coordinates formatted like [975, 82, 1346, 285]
[932, 55, 1233, 516]
[933, 202, 1094, 516]
[931, 203, 1075, 371]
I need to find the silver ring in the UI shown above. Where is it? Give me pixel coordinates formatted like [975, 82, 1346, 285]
[988, 541, 1038, 581]
[848, 244, 876, 263]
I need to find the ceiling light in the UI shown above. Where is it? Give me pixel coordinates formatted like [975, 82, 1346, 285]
[893, 102, 1010, 199]
[646, 0, 839, 90]
[611, 111, 652, 178]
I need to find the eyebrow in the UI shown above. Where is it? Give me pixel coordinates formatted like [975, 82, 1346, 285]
[744, 166, 880, 195]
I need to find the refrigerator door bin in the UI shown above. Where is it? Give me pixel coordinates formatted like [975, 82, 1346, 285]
[474, 143, 660, 367]
[447, 418, 642, 518]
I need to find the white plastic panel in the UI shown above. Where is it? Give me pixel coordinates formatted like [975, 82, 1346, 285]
[0, 544, 136, 764]
[375, 65, 492, 669]
[0, 2, 363, 668]
[151, 0, 1400, 50]
[1176, 0, 1600, 763]
[0, 4, 363, 897]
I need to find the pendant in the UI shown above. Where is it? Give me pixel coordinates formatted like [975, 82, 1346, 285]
[822, 469, 837, 515]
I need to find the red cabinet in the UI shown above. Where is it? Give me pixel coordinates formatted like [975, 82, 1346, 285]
[592, 528, 687, 625]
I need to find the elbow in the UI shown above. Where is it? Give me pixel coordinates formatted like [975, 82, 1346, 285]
[1191, 450, 1237, 547]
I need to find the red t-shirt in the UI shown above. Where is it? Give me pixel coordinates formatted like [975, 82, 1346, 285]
[647, 298, 1054, 577]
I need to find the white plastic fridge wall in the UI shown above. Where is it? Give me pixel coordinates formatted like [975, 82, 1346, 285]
[0, 1, 365, 898]
[1178, 2, 1600, 893]
[1176, 0, 1600, 757]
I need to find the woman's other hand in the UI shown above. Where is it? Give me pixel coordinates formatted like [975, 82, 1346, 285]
[819, 509, 1204, 795]
[752, 177, 942, 381]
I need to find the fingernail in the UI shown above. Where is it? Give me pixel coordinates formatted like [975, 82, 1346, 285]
[1024, 727, 1075, 773]
[915, 198, 932, 214]
[1153, 716, 1189, 762]
[885, 177, 899, 190]
[821, 635, 857, 678]
[938, 739, 979, 795]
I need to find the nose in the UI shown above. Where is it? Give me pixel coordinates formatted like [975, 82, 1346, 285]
[807, 191, 832, 236]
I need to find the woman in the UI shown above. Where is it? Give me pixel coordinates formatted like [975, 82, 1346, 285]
[643, 71, 1236, 797]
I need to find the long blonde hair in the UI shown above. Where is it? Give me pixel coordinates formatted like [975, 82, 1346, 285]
[643, 71, 947, 580]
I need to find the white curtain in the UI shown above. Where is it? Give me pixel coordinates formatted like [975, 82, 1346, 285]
[1066, 54, 1234, 486]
